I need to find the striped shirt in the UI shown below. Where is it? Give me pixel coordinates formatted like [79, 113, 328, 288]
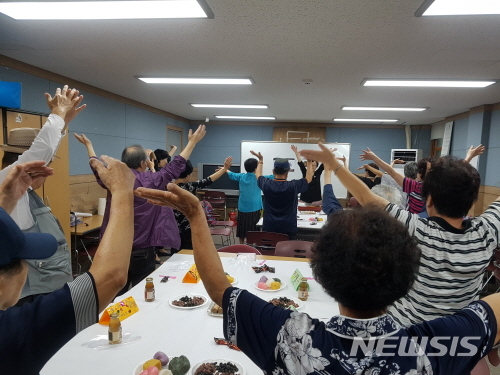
[386, 202, 500, 327]
[402, 178, 425, 214]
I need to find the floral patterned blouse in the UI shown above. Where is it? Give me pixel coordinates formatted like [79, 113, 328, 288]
[223, 287, 496, 375]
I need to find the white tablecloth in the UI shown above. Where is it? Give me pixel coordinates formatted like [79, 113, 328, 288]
[41, 253, 338, 375]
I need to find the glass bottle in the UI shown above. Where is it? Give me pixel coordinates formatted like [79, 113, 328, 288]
[108, 312, 122, 344]
[298, 277, 309, 301]
[145, 277, 155, 302]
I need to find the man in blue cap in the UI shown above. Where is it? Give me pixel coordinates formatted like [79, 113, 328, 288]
[251, 151, 313, 239]
[0, 155, 136, 374]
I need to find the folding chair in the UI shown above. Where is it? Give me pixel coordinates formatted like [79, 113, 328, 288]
[245, 231, 289, 256]
[218, 244, 262, 255]
[204, 191, 227, 219]
[275, 240, 314, 259]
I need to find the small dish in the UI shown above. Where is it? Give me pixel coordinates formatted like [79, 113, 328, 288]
[168, 294, 208, 309]
[253, 280, 286, 292]
[191, 358, 244, 375]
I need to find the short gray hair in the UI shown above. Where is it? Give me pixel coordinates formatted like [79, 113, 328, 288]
[121, 144, 147, 169]
[372, 184, 405, 208]
[404, 162, 418, 180]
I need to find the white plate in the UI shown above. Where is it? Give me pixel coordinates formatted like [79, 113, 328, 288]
[267, 295, 303, 310]
[207, 301, 223, 318]
[253, 280, 287, 292]
[227, 276, 238, 286]
[191, 359, 244, 375]
[168, 294, 209, 309]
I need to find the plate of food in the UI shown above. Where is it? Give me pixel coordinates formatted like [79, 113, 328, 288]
[207, 301, 223, 317]
[168, 294, 208, 309]
[133, 353, 191, 375]
[268, 296, 303, 310]
[253, 276, 286, 292]
[191, 359, 244, 375]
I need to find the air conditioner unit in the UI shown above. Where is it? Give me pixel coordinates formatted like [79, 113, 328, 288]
[391, 149, 423, 174]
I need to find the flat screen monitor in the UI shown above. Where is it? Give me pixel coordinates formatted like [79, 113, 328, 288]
[198, 163, 240, 191]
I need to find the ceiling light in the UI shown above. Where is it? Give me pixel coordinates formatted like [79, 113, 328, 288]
[362, 79, 496, 88]
[0, 0, 213, 20]
[215, 116, 276, 120]
[191, 104, 268, 108]
[342, 106, 427, 112]
[333, 119, 399, 123]
[138, 78, 252, 85]
[416, 0, 500, 16]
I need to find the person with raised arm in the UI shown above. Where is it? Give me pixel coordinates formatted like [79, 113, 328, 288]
[291, 144, 325, 203]
[0, 86, 85, 305]
[74, 125, 206, 294]
[252, 150, 313, 239]
[0, 156, 135, 374]
[300, 144, 500, 327]
[171, 156, 233, 252]
[135, 179, 500, 375]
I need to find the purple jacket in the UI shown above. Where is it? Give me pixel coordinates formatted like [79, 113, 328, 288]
[90, 155, 187, 249]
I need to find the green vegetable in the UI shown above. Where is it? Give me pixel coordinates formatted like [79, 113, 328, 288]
[168, 355, 190, 375]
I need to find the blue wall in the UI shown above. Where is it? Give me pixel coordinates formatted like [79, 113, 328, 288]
[485, 110, 500, 187]
[0, 66, 190, 175]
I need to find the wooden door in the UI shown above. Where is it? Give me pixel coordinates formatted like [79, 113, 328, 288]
[5, 111, 44, 197]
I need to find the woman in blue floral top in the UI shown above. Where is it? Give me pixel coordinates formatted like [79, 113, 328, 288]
[135, 155, 500, 375]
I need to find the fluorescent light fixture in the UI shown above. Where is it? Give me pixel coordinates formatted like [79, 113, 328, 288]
[416, 0, 500, 16]
[362, 79, 496, 88]
[0, 0, 214, 20]
[191, 104, 268, 109]
[138, 78, 252, 85]
[342, 106, 427, 112]
[215, 116, 276, 120]
[333, 118, 399, 123]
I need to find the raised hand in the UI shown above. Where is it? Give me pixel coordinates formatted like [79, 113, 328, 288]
[223, 156, 233, 170]
[359, 148, 377, 161]
[299, 143, 336, 168]
[89, 156, 135, 195]
[250, 150, 263, 160]
[0, 161, 54, 212]
[135, 183, 202, 219]
[188, 125, 207, 144]
[393, 159, 405, 164]
[466, 144, 486, 162]
[329, 147, 338, 152]
[291, 145, 298, 154]
[64, 94, 86, 124]
[74, 133, 92, 146]
[337, 155, 346, 164]
[44, 85, 83, 120]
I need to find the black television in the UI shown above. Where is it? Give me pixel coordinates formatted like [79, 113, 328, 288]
[198, 163, 241, 191]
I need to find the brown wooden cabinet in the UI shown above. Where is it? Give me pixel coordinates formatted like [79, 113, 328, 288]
[3, 110, 71, 244]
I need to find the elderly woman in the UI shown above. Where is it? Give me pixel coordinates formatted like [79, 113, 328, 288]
[135, 165, 500, 374]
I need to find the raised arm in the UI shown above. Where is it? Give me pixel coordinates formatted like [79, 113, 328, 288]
[134, 184, 231, 306]
[322, 164, 342, 215]
[87, 156, 135, 312]
[0, 161, 54, 214]
[305, 160, 314, 183]
[250, 151, 263, 178]
[360, 148, 404, 187]
[291, 145, 302, 163]
[179, 125, 206, 160]
[464, 144, 486, 163]
[301, 144, 388, 208]
[168, 145, 177, 156]
[357, 164, 384, 178]
[209, 157, 233, 182]
[74, 133, 97, 158]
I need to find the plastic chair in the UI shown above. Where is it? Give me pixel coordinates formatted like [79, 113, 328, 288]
[210, 227, 232, 247]
[275, 240, 314, 259]
[218, 244, 262, 255]
[245, 231, 289, 256]
[204, 191, 227, 219]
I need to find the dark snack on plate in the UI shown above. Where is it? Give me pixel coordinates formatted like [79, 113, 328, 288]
[160, 276, 169, 283]
[251, 264, 275, 273]
[172, 295, 205, 307]
[269, 297, 300, 309]
[194, 361, 239, 375]
[214, 337, 241, 351]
